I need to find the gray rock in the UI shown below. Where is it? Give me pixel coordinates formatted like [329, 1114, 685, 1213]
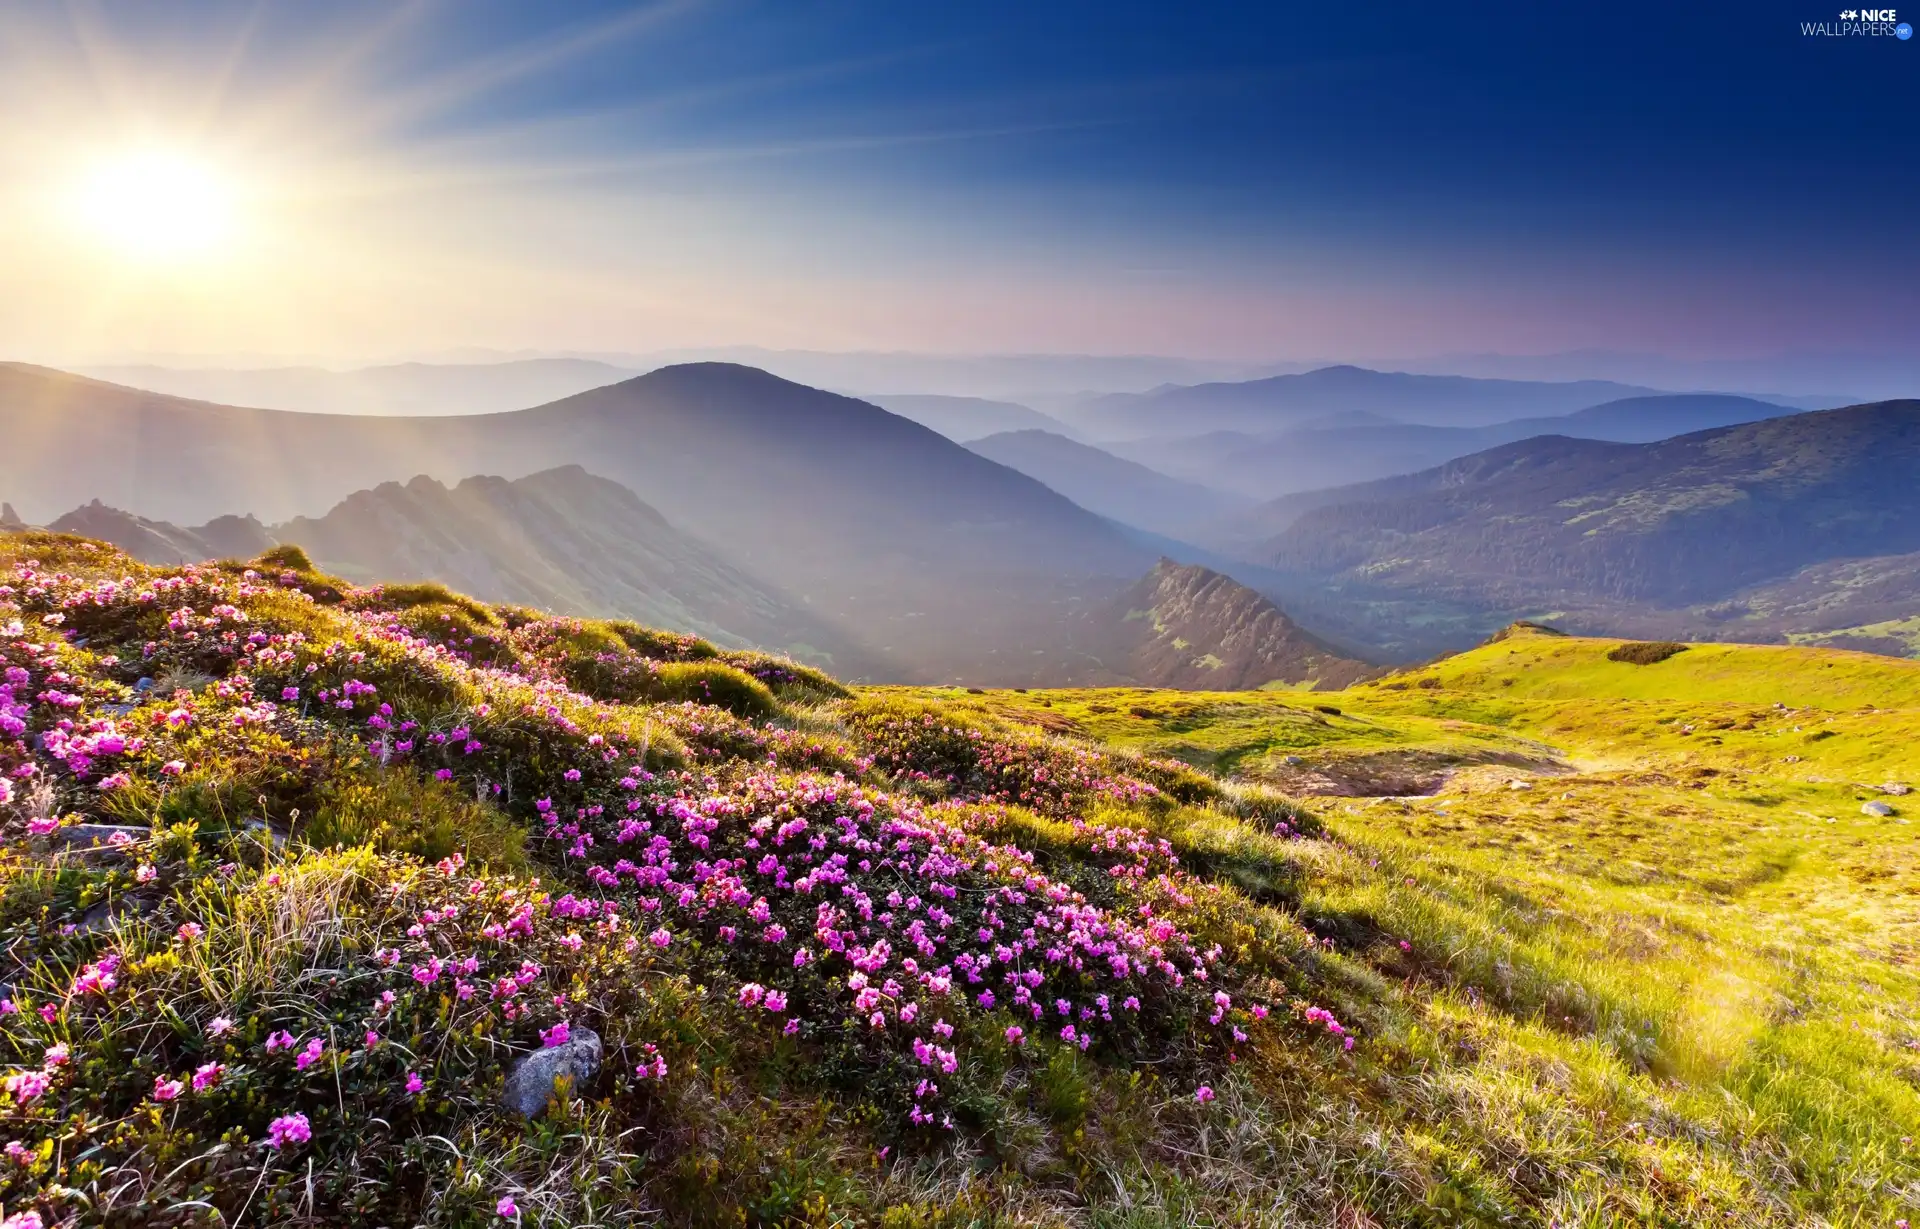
[1281, 756, 1304, 766]
[501, 1028, 602, 1117]
[1881, 783, 1911, 796]
[74, 895, 158, 935]
[1861, 801, 1895, 818]
[242, 818, 288, 849]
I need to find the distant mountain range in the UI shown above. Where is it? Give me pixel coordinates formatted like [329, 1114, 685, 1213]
[1150, 393, 1800, 501]
[85, 350, 1250, 414]
[1078, 365, 1676, 438]
[858, 394, 1078, 442]
[963, 430, 1248, 536]
[11, 358, 1916, 673]
[1222, 400, 1920, 656]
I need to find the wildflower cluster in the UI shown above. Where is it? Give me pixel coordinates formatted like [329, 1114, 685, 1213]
[844, 698, 1165, 816]
[0, 536, 1348, 1224]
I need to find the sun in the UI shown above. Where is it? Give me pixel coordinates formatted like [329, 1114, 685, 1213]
[71, 148, 240, 263]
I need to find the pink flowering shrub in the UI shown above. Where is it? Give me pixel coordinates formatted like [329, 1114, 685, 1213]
[844, 697, 1172, 817]
[0, 535, 1360, 1225]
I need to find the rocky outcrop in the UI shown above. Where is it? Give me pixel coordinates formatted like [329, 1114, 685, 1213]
[500, 1027, 603, 1117]
[1083, 559, 1375, 690]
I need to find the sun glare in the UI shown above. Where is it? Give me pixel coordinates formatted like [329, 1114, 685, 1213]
[71, 149, 239, 263]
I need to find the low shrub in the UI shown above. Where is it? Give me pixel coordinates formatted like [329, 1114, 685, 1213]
[645, 660, 779, 718]
[1608, 640, 1690, 665]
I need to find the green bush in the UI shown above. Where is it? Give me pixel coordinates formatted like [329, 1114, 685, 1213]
[606, 620, 720, 661]
[253, 543, 316, 572]
[719, 651, 852, 703]
[364, 581, 500, 626]
[1608, 640, 1690, 665]
[645, 661, 779, 719]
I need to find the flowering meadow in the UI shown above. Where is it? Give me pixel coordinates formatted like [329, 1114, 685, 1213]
[7, 534, 1911, 1226]
[0, 535, 1343, 1226]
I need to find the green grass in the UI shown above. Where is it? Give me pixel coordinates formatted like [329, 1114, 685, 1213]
[880, 626, 1920, 1225]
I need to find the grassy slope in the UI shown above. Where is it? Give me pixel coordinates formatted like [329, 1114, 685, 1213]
[883, 628, 1920, 1225]
[2, 524, 1913, 1228]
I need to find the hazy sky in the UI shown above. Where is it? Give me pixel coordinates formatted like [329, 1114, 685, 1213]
[2, 0, 1915, 366]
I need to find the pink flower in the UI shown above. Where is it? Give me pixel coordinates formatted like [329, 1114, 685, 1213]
[206, 1016, 234, 1037]
[632, 1043, 668, 1080]
[295, 1038, 327, 1070]
[5, 1071, 48, 1101]
[71, 956, 119, 996]
[4, 1140, 31, 1165]
[192, 1063, 224, 1092]
[161, 760, 186, 776]
[153, 1076, 185, 1102]
[1194, 1085, 1215, 1104]
[405, 1071, 424, 1094]
[1005, 1025, 1024, 1045]
[2, 1211, 45, 1229]
[265, 1112, 312, 1149]
[540, 1021, 571, 1048]
[176, 922, 204, 941]
[648, 927, 672, 949]
[41, 1044, 68, 1067]
[496, 1196, 520, 1219]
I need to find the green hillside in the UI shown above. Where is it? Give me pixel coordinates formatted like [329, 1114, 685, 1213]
[1232, 400, 1920, 660]
[883, 626, 1920, 1225]
[1, 541, 1914, 1226]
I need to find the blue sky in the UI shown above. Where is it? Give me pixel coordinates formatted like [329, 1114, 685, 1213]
[2, 0, 1915, 363]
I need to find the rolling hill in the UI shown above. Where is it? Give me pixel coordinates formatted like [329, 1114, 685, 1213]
[1229, 400, 1920, 655]
[0, 361, 1153, 679]
[963, 429, 1248, 535]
